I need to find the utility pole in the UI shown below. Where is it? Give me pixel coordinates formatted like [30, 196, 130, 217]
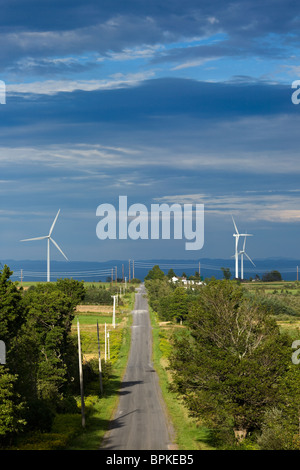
[77, 319, 85, 428]
[132, 259, 135, 280]
[21, 269, 23, 286]
[97, 320, 103, 394]
[112, 295, 116, 328]
[107, 331, 110, 361]
[115, 266, 117, 285]
[297, 265, 299, 282]
[199, 261, 201, 279]
[105, 322, 107, 362]
[111, 268, 113, 287]
[122, 264, 124, 282]
[129, 259, 131, 283]
[125, 276, 127, 291]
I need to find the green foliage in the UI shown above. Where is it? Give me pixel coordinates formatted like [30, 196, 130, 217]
[246, 292, 298, 317]
[56, 278, 85, 308]
[145, 278, 173, 318]
[146, 278, 197, 322]
[145, 265, 165, 280]
[167, 269, 176, 279]
[168, 280, 291, 440]
[257, 408, 299, 450]
[159, 332, 172, 358]
[0, 265, 26, 348]
[167, 286, 189, 322]
[0, 367, 26, 439]
[221, 267, 231, 280]
[262, 270, 282, 282]
[0, 267, 87, 440]
[83, 285, 113, 304]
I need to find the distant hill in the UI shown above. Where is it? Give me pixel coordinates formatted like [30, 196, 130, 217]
[1, 258, 300, 282]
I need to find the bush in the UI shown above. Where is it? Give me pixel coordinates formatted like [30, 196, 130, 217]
[257, 408, 299, 450]
[83, 286, 113, 305]
[24, 399, 55, 432]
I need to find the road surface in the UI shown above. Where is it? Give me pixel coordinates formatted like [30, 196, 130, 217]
[100, 284, 175, 450]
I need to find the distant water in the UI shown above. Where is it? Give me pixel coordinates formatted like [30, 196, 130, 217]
[2, 258, 300, 283]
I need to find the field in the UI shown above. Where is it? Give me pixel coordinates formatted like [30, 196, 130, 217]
[243, 280, 300, 335]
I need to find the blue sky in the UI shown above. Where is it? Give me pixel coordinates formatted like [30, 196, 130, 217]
[1, 0, 300, 265]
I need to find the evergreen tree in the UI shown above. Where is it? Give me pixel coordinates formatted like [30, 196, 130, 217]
[0, 265, 26, 349]
[169, 280, 290, 441]
[145, 265, 165, 280]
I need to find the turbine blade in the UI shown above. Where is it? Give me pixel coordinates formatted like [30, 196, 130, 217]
[20, 236, 48, 242]
[50, 237, 68, 261]
[243, 236, 246, 251]
[49, 209, 60, 236]
[244, 252, 255, 266]
[231, 215, 239, 234]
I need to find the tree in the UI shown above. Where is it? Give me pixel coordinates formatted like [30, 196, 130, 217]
[56, 278, 85, 308]
[15, 283, 77, 405]
[168, 287, 189, 323]
[167, 269, 176, 279]
[0, 265, 26, 349]
[145, 265, 165, 280]
[169, 280, 290, 442]
[262, 270, 282, 282]
[221, 267, 231, 280]
[145, 278, 173, 318]
[0, 367, 26, 439]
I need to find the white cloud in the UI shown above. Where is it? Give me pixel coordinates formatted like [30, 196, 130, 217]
[107, 45, 163, 61]
[154, 191, 300, 223]
[171, 57, 218, 70]
[6, 71, 155, 95]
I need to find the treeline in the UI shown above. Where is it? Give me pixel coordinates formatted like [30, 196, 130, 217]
[145, 270, 300, 450]
[0, 266, 120, 445]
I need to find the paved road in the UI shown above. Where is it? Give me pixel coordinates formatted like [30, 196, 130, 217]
[100, 284, 174, 450]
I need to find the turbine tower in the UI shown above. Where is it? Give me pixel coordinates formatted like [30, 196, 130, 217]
[21, 209, 68, 282]
[239, 235, 255, 280]
[232, 216, 252, 279]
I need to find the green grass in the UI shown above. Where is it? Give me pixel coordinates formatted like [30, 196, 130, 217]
[74, 315, 113, 325]
[149, 306, 215, 450]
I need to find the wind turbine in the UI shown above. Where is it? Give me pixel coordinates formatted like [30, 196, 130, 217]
[21, 209, 68, 282]
[239, 235, 255, 280]
[232, 216, 252, 279]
